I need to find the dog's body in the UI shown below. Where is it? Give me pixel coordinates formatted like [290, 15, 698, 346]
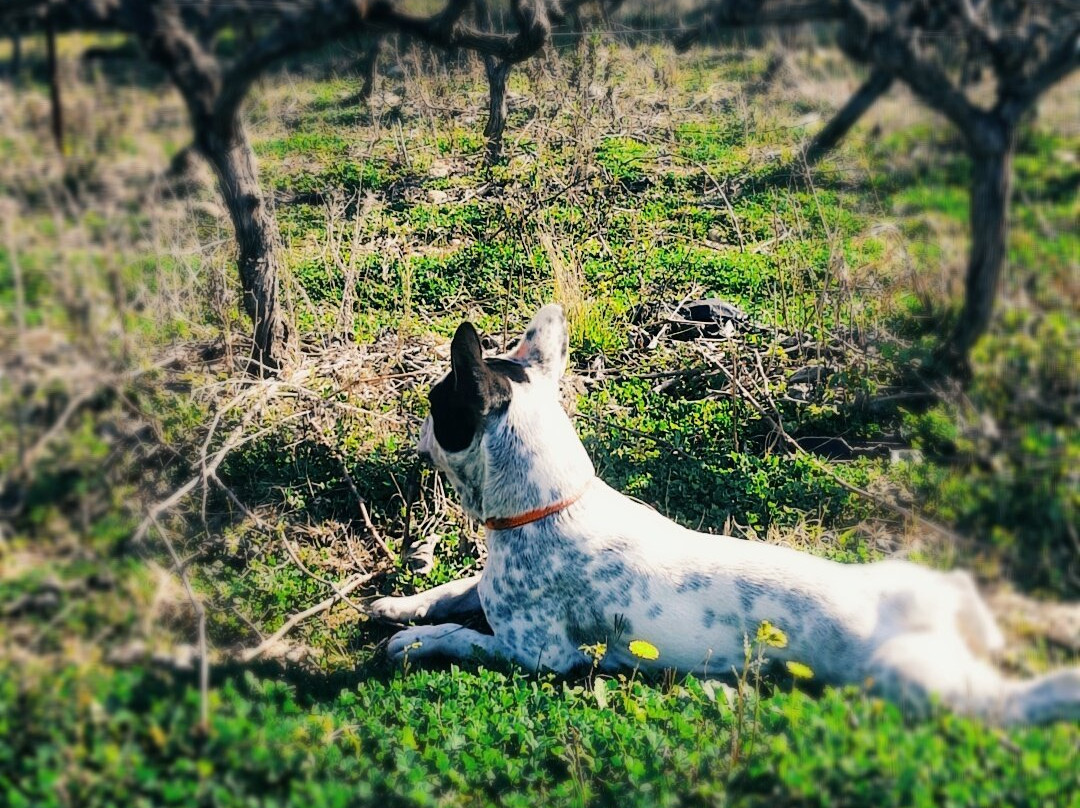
[372, 305, 1080, 725]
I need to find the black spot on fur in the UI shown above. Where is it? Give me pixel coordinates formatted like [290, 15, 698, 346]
[676, 572, 711, 594]
[595, 562, 628, 583]
[428, 381, 483, 452]
[810, 619, 850, 658]
[490, 601, 513, 623]
[637, 577, 651, 602]
[778, 591, 815, 624]
[646, 603, 664, 620]
[566, 610, 632, 647]
[703, 608, 717, 629]
[736, 579, 766, 612]
[522, 625, 550, 651]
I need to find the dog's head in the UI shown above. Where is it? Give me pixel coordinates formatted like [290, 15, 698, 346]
[418, 304, 586, 521]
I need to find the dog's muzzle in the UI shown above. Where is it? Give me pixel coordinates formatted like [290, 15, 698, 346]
[416, 417, 437, 466]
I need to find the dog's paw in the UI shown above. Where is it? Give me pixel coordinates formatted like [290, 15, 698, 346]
[386, 626, 432, 662]
[370, 595, 426, 625]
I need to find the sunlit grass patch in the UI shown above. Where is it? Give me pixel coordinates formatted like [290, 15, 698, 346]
[253, 131, 351, 160]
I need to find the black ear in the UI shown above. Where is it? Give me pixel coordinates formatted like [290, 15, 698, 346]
[450, 321, 486, 404]
[429, 322, 514, 452]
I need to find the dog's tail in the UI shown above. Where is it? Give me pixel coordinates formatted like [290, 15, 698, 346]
[944, 573, 1080, 724]
[997, 668, 1080, 725]
[941, 658, 1080, 725]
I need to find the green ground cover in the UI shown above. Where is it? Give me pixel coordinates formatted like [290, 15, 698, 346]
[1, 33, 1078, 806]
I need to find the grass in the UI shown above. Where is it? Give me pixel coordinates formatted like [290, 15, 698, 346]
[0, 29, 1078, 807]
[3, 661, 1079, 807]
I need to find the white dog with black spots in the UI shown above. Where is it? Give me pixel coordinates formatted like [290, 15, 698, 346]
[371, 304, 1080, 725]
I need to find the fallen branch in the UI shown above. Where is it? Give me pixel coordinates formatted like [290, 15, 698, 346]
[131, 410, 308, 547]
[240, 571, 377, 662]
[15, 385, 98, 480]
[207, 470, 372, 618]
[147, 512, 210, 733]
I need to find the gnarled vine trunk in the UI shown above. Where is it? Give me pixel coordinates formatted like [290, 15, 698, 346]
[803, 69, 892, 166]
[359, 38, 381, 102]
[483, 56, 512, 166]
[45, 18, 62, 152]
[945, 119, 1014, 370]
[128, 0, 292, 374]
[197, 117, 288, 374]
[10, 32, 22, 79]
[683, 0, 1078, 380]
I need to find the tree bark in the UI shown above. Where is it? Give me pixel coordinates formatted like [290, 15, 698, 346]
[359, 38, 380, 102]
[483, 56, 512, 166]
[128, 0, 293, 373]
[10, 32, 22, 79]
[803, 69, 892, 166]
[943, 122, 1014, 371]
[45, 19, 62, 152]
[196, 116, 288, 374]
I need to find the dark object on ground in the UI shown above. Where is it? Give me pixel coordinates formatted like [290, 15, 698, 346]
[680, 299, 750, 327]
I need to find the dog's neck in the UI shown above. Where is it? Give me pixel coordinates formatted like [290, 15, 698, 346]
[480, 390, 594, 527]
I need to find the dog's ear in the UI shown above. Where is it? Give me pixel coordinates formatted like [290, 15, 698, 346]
[511, 304, 569, 381]
[450, 321, 487, 403]
[430, 321, 511, 452]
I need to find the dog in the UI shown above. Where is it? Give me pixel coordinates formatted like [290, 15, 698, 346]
[371, 304, 1080, 725]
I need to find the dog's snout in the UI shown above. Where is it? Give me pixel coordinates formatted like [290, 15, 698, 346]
[416, 416, 436, 466]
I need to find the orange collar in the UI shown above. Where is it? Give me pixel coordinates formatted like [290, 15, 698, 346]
[484, 479, 593, 531]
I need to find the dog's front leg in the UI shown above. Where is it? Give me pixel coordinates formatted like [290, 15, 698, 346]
[369, 574, 483, 625]
[387, 623, 503, 664]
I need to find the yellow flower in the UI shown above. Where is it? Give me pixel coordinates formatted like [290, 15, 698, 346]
[756, 620, 788, 649]
[628, 640, 660, 661]
[579, 642, 607, 667]
[786, 661, 814, 680]
[148, 724, 168, 749]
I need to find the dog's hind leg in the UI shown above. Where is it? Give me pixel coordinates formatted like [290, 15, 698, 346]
[386, 622, 504, 664]
[947, 570, 1005, 658]
[370, 575, 483, 625]
[869, 631, 1080, 725]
